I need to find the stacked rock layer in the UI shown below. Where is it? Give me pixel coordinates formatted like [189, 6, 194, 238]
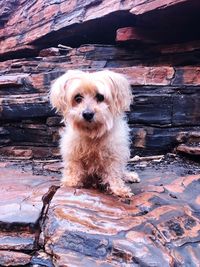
[1, 0, 200, 158]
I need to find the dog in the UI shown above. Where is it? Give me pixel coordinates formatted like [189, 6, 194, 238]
[50, 70, 140, 198]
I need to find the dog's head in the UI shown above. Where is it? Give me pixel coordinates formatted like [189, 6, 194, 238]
[50, 70, 132, 138]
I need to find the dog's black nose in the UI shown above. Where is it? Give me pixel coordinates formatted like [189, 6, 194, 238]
[82, 110, 94, 121]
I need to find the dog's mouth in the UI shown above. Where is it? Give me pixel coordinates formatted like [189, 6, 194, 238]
[82, 119, 100, 130]
[73, 118, 104, 134]
[68, 111, 111, 138]
[85, 118, 93, 123]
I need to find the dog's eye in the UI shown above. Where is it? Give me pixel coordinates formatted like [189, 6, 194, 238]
[96, 93, 104, 102]
[74, 94, 83, 104]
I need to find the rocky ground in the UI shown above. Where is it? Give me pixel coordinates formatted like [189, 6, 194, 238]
[0, 154, 200, 266]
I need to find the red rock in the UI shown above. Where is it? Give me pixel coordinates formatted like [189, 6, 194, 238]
[0, 0, 137, 56]
[0, 250, 31, 266]
[52, 251, 119, 267]
[176, 131, 200, 143]
[0, 147, 33, 159]
[0, 74, 29, 87]
[39, 47, 60, 57]
[42, 168, 200, 266]
[0, 146, 60, 159]
[112, 66, 174, 86]
[0, 161, 59, 226]
[28, 73, 45, 91]
[177, 144, 200, 156]
[0, 1, 17, 26]
[173, 67, 200, 85]
[43, 4, 60, 20]
[130, 0, 187, 15]
[0, 0, 200, 264]
[43, 161, 62, 172]
[116, 27, 156, 43]
[0, 160, 60, 264]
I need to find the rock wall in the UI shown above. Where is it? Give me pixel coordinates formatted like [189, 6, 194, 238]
[1, 0, 200, 158]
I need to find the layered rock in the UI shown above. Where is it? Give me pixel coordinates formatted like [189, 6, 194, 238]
[1, 0, 200, 158]
[27, 155, 200, 266]
[0, 155, 199, 266]
[0, 160, 60, 266]
[1, 46, 200, 156]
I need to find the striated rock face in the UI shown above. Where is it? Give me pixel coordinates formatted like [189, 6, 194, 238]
[0, 0, 200, 158]
[43, 163, 200, 266]
[0, 49, 200, 157]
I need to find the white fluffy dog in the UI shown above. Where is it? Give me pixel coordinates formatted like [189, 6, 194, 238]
[50, 70, 140, 198]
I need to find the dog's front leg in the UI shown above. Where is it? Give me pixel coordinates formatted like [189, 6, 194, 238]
[101, 168, 133, 198]
[61, 161, 85, 188]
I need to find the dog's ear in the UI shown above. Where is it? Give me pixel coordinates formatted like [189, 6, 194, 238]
[50, 72, 69, 114]
[50, 70, 83, 114]
[102, 70, 133, 114]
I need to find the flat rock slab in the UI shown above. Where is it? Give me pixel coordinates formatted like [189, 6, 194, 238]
[0, 161, 59, 226]
[0, 160, 60, 266]
[0, 250, 31, 266]
[42, 155, 200, 266]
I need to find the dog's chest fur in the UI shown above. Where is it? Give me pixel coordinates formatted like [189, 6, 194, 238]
[75, 136, 113, 172]
[61, 118, 129, 175]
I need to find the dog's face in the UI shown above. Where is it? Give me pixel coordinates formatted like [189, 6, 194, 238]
[50, 70, 132, 138]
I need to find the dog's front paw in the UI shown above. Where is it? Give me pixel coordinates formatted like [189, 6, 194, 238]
[110, 184, 133, 198]
[124, 172, 140, 183]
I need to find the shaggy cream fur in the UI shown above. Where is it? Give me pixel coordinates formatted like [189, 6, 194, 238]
[50, 70, 140, 198]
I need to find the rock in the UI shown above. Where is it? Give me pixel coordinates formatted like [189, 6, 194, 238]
[176, 131, 200, 156]
[0, 250, 31, 266]
[0, 93, 54, 120]
[173, 66, 200, 86]
[0, 1, 200, 158]
[0, 233, 35, 251]
[0, 160, 59, 263]
[31, 250, 54, 267]
[0, 146, 60, 159]
[116, 27, 157, 44]
[0, 0, 136, 56]
[130, 0, 187, 15]
[0, 0, 18, 26]
[112, 66, 174, 86]
[0, 155, 199, 266]
[177, 144, 200, 156]
[0, 161, 59, 225]
[131, 126, 200, 155]
[0, 0, 200, 265]
[42, 167, 200, 266]
[0, 74, 29, 87]
[39, 47, 60, 57]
